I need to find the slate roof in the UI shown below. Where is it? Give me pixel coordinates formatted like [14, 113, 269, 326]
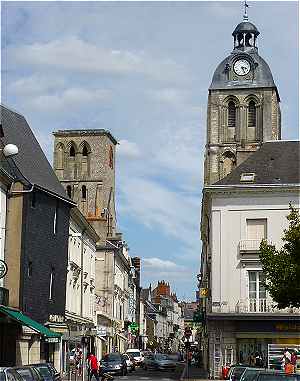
[214, 141, 300, 186]
[210, 50, 276, 91]
[0, 105, 75, 204]
[232, 21, 260, 36]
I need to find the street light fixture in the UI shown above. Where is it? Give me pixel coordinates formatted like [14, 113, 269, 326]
[2, 144, 19, 158]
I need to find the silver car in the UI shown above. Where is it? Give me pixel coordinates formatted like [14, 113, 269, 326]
[144, 353, 176, 371]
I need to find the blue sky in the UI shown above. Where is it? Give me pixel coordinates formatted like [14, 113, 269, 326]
[1, 1, 299, 300]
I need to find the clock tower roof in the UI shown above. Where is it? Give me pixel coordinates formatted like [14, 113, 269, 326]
[209, 51, 276, 91]
[232, 21, 260, 37]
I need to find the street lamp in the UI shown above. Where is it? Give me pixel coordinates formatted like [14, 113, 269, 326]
[1, 144, 19, 158]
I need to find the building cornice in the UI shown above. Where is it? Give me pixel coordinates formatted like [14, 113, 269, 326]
[203, 184, 299, 195]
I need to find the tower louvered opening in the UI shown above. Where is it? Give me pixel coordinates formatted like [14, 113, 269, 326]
[228, 101, 236, 128]
[248, 100, 256, 128]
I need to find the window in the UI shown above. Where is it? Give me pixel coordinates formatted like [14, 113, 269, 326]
[228, 101, 236, 128]
[69, 145, 75, 157]
[28, 261, 33, 278]
[82, 145, 88, 157]
[248, 271, 267, 312]
[248, 101, 256, 128]
[82, 185, 87, 200]
[31, 192, 36, 208]
[240, 172, 256, 183]
[53, 201, 58, 234]
[246, 219, 267, 240]
[109, 146, 114, 169]
[66, 185, 72, 198]
[49, 267, 55, 301]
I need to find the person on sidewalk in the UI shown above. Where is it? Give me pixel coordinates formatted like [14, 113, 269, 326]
[88, 352, 100, 381]
[285, 358, 295, 375]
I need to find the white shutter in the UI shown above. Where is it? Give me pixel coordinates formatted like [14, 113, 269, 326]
[246, 219, 267, 240]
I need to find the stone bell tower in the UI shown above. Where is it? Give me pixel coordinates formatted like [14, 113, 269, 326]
[53, 129, 118, 242]
[204, 10, 281, 185]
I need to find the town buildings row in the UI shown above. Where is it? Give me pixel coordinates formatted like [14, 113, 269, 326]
[0, 105, 186, 372]
[199, 12, 300, 379]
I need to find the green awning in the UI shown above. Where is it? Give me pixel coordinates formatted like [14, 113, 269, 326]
[0, 305, 61, 338]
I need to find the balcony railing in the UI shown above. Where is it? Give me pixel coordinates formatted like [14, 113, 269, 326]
[239, 239, 261, 253]
[210, 299, 300, 314]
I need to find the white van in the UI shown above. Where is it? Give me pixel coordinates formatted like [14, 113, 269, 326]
[126, 349, 144, 366]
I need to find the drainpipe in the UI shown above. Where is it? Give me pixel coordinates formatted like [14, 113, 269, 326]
[80, 228, 87, 318]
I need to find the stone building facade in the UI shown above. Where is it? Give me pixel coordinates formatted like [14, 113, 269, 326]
[53, 130, 118, 242]
[204, 17, 281, 185]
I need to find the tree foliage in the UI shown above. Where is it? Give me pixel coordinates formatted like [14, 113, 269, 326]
[259, 204, 300, 309]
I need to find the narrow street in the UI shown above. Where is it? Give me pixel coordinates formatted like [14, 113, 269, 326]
[111, 364, 184, 381]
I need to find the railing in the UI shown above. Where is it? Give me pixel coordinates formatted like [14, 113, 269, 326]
[210, 299, 300, 314]
[239, 239, 261, 252]
[248, 298, 268, 312]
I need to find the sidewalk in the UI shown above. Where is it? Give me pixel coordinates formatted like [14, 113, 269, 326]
[180, 364, 209, 380]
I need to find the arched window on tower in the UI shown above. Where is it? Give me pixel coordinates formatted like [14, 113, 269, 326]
[82, 145, 88, 157]
[82, 185, 87, 200]
[221, 151, 236, 178]
[56, 144, 64, 169]
[66, 185, 72, 199]
[69, 145, 75, 157]
[247, 100, 257, 141]
[109, 146, 114, 169]
[226, 101, 236, 141]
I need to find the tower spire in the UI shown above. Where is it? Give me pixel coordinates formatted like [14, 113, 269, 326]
[243, 0, 249, 21]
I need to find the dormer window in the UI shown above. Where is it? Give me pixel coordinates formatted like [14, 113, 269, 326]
[240, 172, 256, 183]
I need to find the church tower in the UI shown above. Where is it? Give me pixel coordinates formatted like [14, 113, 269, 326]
[204, 8, 281, 185]
[53, 130, 118, 242]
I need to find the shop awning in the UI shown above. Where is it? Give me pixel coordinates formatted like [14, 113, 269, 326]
[0, 305, 61, 338]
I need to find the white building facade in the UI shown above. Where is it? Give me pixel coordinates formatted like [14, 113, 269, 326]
[200, 141, 300, 378]
[63, 207, 98, 367]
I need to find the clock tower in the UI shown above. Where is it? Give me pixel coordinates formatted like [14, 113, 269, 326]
[204, 12, 281, 185]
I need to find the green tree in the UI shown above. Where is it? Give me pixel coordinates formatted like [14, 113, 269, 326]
[259, 204, 300, 309]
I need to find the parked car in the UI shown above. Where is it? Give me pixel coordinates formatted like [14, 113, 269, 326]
[229, 366, 248, 381]
[14, 367, 43, 381]
[122, 354, 135, 372]
[100, 353, 127, 376]
[253, 372, 300, 381]
[29, 364, 61, 381]
[0, 368, 23, 381]
[126, 349, 144, 366]
[143, 353, 176, 371]
[240, 368, 266, 381]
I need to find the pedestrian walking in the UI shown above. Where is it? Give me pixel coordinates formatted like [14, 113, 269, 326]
[88, 352, 100, 381]
[285, 358, 294, 375]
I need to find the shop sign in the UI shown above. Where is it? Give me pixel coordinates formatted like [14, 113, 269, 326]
[97, 326, 107, 336]
[0, 260, 8, 279]
[275, 323, 300, 332]
[49, 314, 65, 323]
[45, 337, 60, 343]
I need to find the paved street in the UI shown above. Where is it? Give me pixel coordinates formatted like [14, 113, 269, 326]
[113, 364, 185, 380]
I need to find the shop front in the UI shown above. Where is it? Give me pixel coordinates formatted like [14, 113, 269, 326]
[206, 314, 300, 379]
[0, 305, 62, 367]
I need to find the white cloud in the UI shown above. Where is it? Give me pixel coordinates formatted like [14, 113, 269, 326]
[9, 75, 66, 96]
[118, 175, 200, 250]
[117, 139, 141, 159]
[143, 257, 183, 271]
[6, 36, 190, 83]
[25, 87, 111, 112]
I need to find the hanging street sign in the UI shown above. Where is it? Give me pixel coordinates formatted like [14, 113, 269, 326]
[0, 260, 8, 279]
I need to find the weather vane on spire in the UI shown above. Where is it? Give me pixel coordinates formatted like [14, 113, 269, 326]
[243, 0, 249, 21]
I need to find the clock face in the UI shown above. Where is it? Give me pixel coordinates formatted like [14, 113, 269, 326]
[233, 59, 251, 76]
